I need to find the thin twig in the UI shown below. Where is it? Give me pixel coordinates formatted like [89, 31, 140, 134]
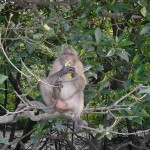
[114, 84, 142, 106]
[111, 128, 150, 136]
[2, 130, 33, 150]
[0, 44, 29, 78]
[14, 91, 29, 106]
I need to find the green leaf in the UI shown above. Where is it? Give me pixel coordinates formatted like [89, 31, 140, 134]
[99, 124, 104, 130]
[133, 104, 141, 113]
[138, 87, 150, 94]
[57, 115, 68, 121]
[85, 87, 96, 100]
[132, 55, 140, 63]
[87, 71, 97, 79]
[91, 62, 104, 71]
[97, 47, 105, 56]
[106, 132, 113, 140]
[135, 64, 144, 75]
[14, 52, 28, 60]
[138, 0, 147, 7]
[140, 7, 147, 17]
[0, 136, 9, 144]
[33, 33, 43, 40]
[140, 26, 150, 35]
[117, 50, 129, 62]
[139, 76, 150, 82]
[44, 24, 50, 31]
[107, 113, 113, 120]
[147, 13, 150, 21]
[118, 40, 134, 47]
[133, 117, 143, 125]
[95, 28, 102, 44]
[26, 43, 33, 54]
[141, 101, 150, 108]
[100, 38, 113, 47]
[115, 34, 126, 43]
[137, 112, 150, 117]
[0, 74, 8, 84]
[99, 81, 110, 90]
[85, 51, 96, 58]
[95, 6, 105, 15]
[81, 10, 89, 18]
[55, 120, 63, 131]
[64, 23, 70, 31]
[124, 79, 133, 88]
[106, 48, 115, 57]
[31, 135, 38, 143]
[0, 4, 5, 12]
[110, 2, 120, 12]
[13, 40, 21, 48]
[120, 110, 129, 116]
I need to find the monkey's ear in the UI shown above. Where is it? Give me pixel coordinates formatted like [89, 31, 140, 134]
[61, 44, 69, 51]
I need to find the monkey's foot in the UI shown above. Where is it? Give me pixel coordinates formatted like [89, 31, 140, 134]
[74, 119, 88, 129]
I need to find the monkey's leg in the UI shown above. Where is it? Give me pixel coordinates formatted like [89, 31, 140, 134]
[40, 77, 61, 109]
[74, 119, 88, 128]
[65, 92, 88, 128]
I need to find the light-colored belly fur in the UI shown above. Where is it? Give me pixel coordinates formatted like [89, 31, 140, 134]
[59, 81, 77, 100]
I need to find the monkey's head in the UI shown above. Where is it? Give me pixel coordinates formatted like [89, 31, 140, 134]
[59, 47, 78, 66]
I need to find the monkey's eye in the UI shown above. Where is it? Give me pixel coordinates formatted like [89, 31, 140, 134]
[63, 53, 67, 55]
[69, 53, 74, 56]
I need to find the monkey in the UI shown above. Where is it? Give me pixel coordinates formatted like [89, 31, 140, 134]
[39, 47, 87, 127]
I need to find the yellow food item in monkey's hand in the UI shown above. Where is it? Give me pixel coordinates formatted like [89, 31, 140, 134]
[65, 62, 73, 79]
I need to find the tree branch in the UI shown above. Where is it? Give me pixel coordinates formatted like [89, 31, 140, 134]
[101, 11, 141, 20]
[6, 0, 80, 7]
[0, 101, 73, 124]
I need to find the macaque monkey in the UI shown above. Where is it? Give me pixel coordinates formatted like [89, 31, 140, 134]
[40, 47, 87, 127]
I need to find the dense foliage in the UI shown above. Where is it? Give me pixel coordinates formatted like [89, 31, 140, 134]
[0, 0, 150, 149]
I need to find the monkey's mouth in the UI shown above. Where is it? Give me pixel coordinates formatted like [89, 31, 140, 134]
[65, 62, 71, 67]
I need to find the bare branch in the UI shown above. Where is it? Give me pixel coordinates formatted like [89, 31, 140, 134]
[102, 11, 124, 20]
[1, 130, 33, 150]
[114, 84, 142, 106]
[6, 0, 80, 7]
[115, 141, 149, 150]
[101, 11, 141, 20]
[0, 100, 73, 124]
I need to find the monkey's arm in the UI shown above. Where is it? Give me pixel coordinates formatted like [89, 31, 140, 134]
[48, 66, 75, 84]
[73, 60, 87, 90]
[48, 66, 75, 101]
[40, 66, 75, 107]
[40, 79, 67, 112]
[74, 73, 86, 90]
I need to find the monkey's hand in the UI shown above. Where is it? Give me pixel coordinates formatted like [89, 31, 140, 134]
[59, 66, 75, 77]
[52, 80, 63, 99]
[54, 80, 63, 88]
[74, 119, 88, 129]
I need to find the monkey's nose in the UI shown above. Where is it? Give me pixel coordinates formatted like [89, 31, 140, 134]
[66, 58, 71, 62]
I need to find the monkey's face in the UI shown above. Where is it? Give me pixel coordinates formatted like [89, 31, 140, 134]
[59, 48, 78, 66]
